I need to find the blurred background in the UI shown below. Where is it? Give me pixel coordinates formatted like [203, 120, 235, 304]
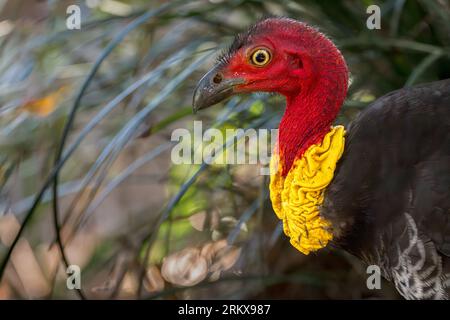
[0, 0, 449, 299]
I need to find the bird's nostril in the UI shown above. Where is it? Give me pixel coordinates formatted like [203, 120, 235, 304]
[213, 73, 223, 84]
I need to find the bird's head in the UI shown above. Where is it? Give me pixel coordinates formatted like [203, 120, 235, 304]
[193, 18, 351, 254]
[193, 17, 348, 112]
[193, 17, 349, 175]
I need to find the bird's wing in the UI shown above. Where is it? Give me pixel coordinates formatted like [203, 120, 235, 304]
[413, 154, 450, 258]
[321, 79, 450, 298]
[324, 78, 449, 242]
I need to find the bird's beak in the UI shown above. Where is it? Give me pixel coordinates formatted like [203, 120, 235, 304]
[192, 65, 245, 113]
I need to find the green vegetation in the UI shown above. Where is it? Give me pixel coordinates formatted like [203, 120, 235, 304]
[0, 0, 448, 299]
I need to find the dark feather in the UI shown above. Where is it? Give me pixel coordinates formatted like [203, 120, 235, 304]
[322, 79, 450, 299]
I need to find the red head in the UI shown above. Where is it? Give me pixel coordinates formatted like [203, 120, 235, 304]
[193, 18, 348, 174]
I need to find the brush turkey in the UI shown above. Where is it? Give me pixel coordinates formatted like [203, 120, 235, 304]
[193, 18, 450, 300]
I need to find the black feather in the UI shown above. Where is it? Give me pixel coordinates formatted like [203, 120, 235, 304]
[322, 79, 450, 299]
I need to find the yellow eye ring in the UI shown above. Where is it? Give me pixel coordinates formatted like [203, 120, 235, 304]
[250, 48, 271, 66]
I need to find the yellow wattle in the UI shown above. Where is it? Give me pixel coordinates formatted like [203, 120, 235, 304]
[269, 125, 346, 255]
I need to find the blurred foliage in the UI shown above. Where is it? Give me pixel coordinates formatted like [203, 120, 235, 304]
[0, 0, 448, 299]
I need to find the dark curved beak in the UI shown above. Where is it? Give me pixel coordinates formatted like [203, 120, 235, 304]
[192, 65, 245, 113]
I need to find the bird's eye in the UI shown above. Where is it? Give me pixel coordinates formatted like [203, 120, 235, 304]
[250, 48, 271, 67]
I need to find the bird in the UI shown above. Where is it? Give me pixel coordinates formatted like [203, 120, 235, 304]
[192, 17, 450, 300]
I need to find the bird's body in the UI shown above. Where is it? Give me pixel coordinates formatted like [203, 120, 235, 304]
[193, 17, 450, 299]
[323, 79, 450, 299]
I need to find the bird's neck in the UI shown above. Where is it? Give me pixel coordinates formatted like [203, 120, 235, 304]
[278, 81, 347, 176]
